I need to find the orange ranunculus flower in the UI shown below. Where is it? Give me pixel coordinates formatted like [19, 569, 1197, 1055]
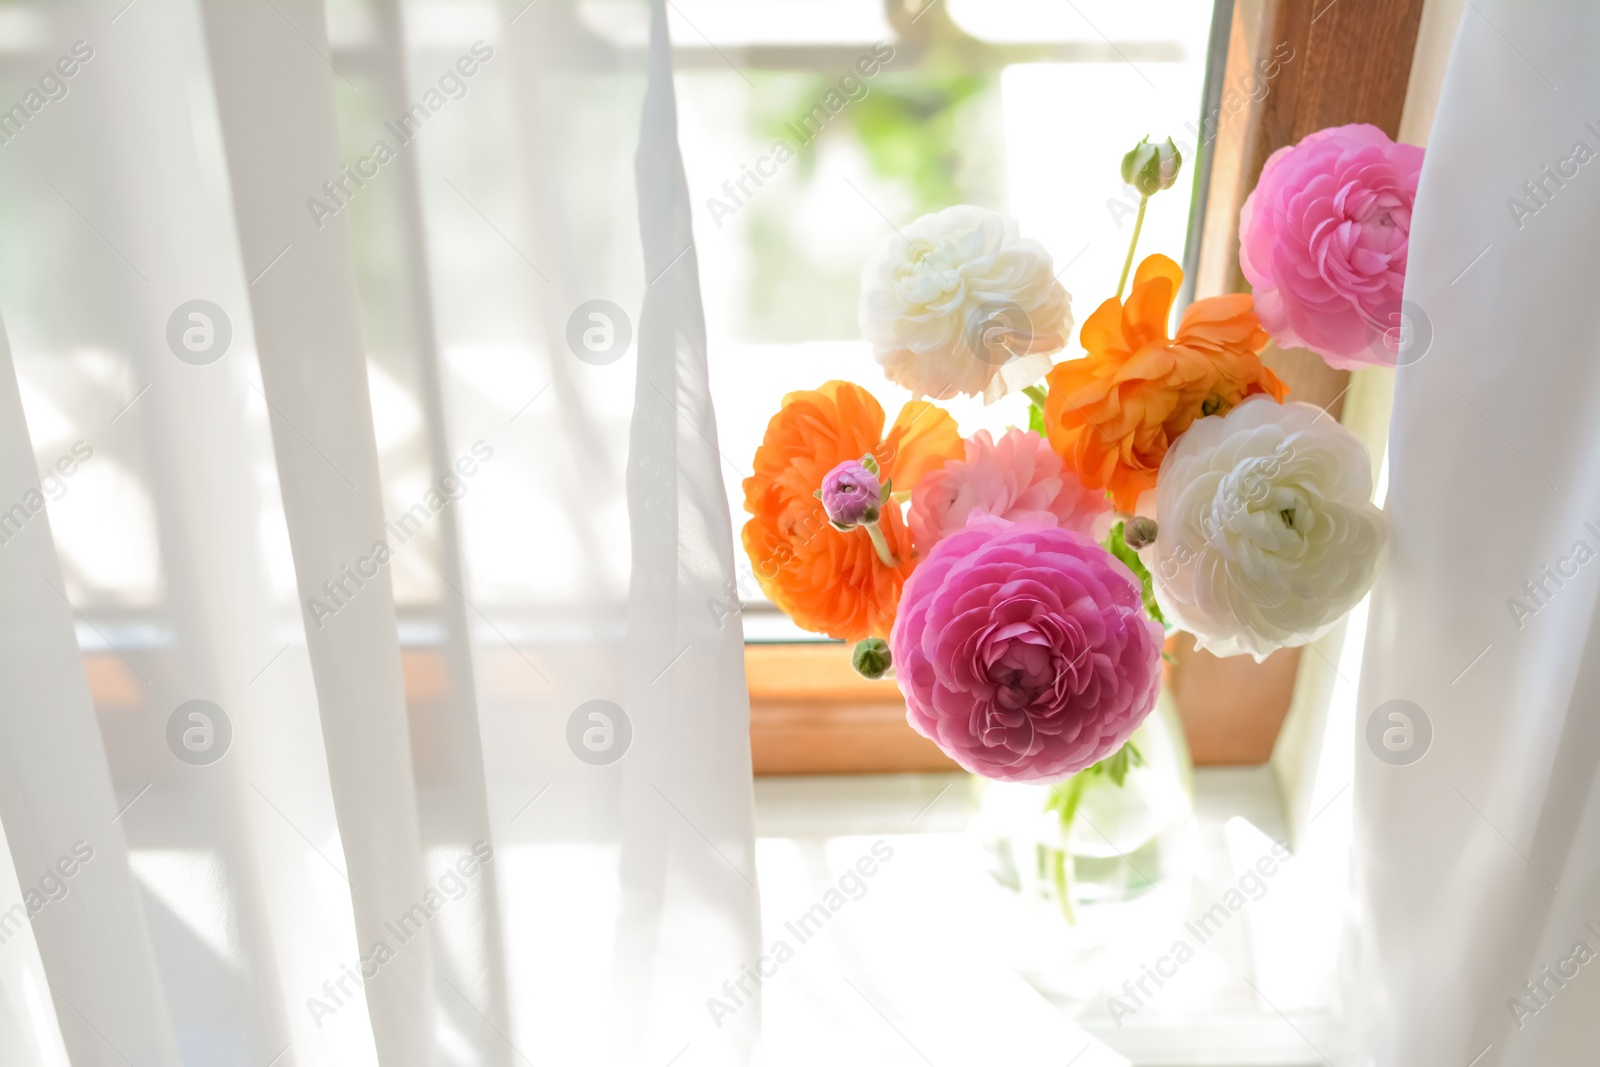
[743, 381, 961, 641]
[1043, 253, 1287, 513]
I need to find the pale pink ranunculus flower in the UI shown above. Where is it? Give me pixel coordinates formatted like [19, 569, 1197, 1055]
[909, 428, 1110, 556]
[1239, 123, 1424, 370]
[891, 515, 1163, 782]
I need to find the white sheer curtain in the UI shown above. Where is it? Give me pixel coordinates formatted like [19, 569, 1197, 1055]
[0, 1, 757, 1065]
[1349, 2, 1600, 1063]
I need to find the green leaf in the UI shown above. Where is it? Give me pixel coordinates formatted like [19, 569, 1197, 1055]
[1105, 520, 1167, 630]
[1099, 740, 1145, 787]
[1103, 746, 1130, 787]
[1023, 384, 1048, 435]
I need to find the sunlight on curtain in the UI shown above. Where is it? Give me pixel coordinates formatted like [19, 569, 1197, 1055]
[0, 0, 756, 1064]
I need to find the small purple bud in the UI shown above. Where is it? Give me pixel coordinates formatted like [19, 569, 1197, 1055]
[820, 460, 881, 529]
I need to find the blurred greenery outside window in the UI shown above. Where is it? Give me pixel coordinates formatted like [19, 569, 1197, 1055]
[668, 1, 1217, 638]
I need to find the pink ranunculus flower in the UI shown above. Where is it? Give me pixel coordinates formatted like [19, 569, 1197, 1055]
[890, 515, 1163, 783]
[1239, 123, 1424, 370]
[909, 428, 1111, 555]
[819, 459, 881, 528]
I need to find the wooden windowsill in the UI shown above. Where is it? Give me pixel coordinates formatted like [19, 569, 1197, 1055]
[743, 640, 1298, 776]
[745, 643, 958, 775]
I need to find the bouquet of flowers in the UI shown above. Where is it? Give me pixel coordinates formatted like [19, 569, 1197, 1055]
[742, 124, 1418, 791]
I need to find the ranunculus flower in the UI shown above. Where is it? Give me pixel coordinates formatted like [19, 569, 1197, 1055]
[891, 516, 1164, 782]
[1148, 396, 1387, 660]
[858, 205, 1071, 404]
[743, 381, 961, 641]
[1239, 123, 1424, 369]
[1043, 254, 1287, 514]
[819, 459, 881, 528]
[909, 428, 1110, 554]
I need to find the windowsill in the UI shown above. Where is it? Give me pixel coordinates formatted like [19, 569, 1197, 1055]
[752, 767, 1348, 1067]
[742, 635, 1296, 775]
[745, 642, 959, 775]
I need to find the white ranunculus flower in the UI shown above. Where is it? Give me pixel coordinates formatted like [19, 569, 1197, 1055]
[1147, 397, 1387, 660]
[857, 205, 1071, 404]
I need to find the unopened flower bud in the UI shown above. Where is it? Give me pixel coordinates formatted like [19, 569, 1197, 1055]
[852, 637, 893, 680]
[820, 459, 881, 529]
[1123, 516, 1159, 550]
[1121, 136, 1183, 197]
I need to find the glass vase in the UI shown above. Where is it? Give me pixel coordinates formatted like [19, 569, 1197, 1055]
[977, 687, 1193, 923]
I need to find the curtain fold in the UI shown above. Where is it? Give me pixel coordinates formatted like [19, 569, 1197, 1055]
[614, 1, 762, 1063]
[364, 1, 513, 1057]
[0, 317, 181, 1067]
[1, 2, 329, 1063]
[194, 1, 436, 1062]
[1349, 3, 1600, 1063]
[86, 4, 310, 1059]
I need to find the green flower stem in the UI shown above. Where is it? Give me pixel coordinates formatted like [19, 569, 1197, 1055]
[1051, 846, 1076, 925]
[863, 519, 900, 568]
[1115, 195, 1149, 300]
